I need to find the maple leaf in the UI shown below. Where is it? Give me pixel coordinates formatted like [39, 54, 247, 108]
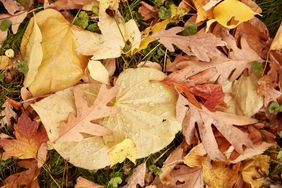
[0, 112, 48, 160]
[0, 159, 40, 188]
[57, 84, 118, 143]
[178, 94, 257, 160]
[152, 27, 226, 62]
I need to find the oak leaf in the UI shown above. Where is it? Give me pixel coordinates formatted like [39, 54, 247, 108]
[152, 27, 226, 62]
[0, 0, 24, 15]
[179, 94, 257, 160]
[123, 162, 146, 188]
[0, 160, 40, 188]
[0, 112, 48, 160]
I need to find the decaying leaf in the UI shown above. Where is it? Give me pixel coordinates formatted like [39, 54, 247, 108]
[33, 68, 180, 169]
[75, 177, 103, 188]
[123, 162, 146, 188]
[0, 112, 48, 160]
[0, 160, 40, 188]
[138, 1, 158, 21]
[242, 155, 270, 188]
[152, 27, 226, 62]
[21, 9, 87, 96]
[108, 138, 136, 166]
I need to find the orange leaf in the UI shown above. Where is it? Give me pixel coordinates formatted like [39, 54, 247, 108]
[0, 112, 48, 160]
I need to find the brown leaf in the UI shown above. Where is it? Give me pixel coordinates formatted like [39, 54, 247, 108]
[234, 17, 270, 59]
[138, 1, 158, 21]
[0, 100, 17, 128]
[123, 163, 146, 188]
[159, 142, 189, 185]
[0, 112, 48, 160]
[44, 0, 95, 10]
[153, 164, 203, 188]
[181, 98, 257, 160]
[56, 84, 118, 143]
[0, 0, 24, 15]
[152, 27, 226, 62]
[0, 159, 40, 188]
[75, 177, 104, 188]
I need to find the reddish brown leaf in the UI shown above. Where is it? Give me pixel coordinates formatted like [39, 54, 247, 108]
[0, 112, 48, 160]
[138, 1, 158, 21]
[44, 0, 94, 10]
[1, 159, 40, 188]
[75, 177, 103, 188]
[189, 84, 224, 109]
[123, 163, 147, 188]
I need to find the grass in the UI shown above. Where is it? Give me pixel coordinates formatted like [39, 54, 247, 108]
[0, 0, 282, 187]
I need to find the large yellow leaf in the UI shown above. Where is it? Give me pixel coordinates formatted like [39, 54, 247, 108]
[208, 0, 257, 29]
[32, 68, 180, 169]
[21, 9, 87, 97]
[193, 0, 213, 23]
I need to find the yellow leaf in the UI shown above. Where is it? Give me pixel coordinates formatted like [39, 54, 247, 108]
[213, 0, 257, 29]
[88, 60, 110, 85]
[202, 158, 240, 188]
[231, 74, 263, 116]
[4, 49, 14, 58]
[184, 143, 206, 167]
[21, 9, 87, 97]
[242, 155, 270, 188]
[108, 138, 136, 166]
[23, 19, 43, 88]
[0, 56, 10, 70]
[193, 0, 213, 23]
[270, 23, 282, 50]
[136, 19, 170, 52]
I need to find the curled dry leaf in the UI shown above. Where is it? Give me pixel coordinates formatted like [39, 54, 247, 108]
[32, 68, 180, 169]
[152, 27, 226, 62]
[21, 9, 87, 97]
[0, 160, 40, 188]
[0, 112, 48, 161]
[138, 1, 158, 21]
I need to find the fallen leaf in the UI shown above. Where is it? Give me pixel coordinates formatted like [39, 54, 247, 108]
[75, 177, 104, 188]
[20, 9, 87, 97]
[0, 160, 40, 188]
[138, 1, 158, 21]
[152, 27, 226, 62]
[189, 83, 224, 109]
[72, 1, 141, 59]
[0, 0, 24, 15]
[208, 0, 257, 29]
[242, 155, 270, 188]
[202, 0, 221, 10]
[57, 84, 117, 143]
[23, 18, 43, 88]
[0, 11, 27, 34]
[0, 56, 10, 70]
[240, 0, 262, 13]
[123, 162, 146, 188]
[0, 112, 48, 160]
[88, 60, 110, 85]
[0, 100, 17, 128]
[193, 0, 213, 23]
[229, 74, 263, 116]
[108, 138, 136, 166]
[33, 68, 180, 169]
[44, 0, 95, 10]
[271, 23, 282, 50]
